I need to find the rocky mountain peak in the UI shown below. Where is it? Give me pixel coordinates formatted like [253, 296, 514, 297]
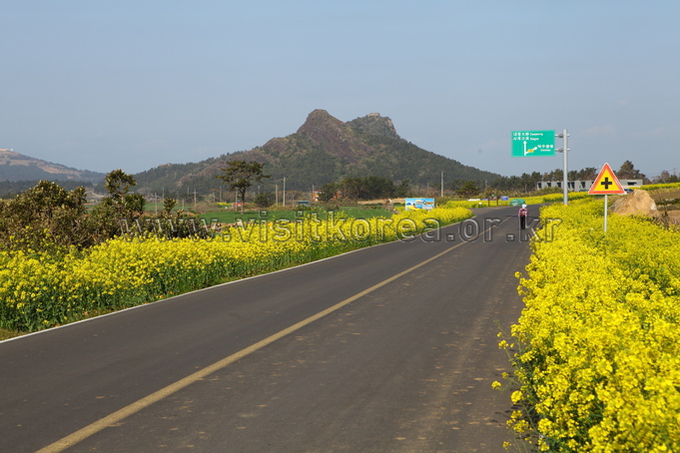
[295, 109, 369, 163]
[296, 109, 346, 137]
[133, 108, 500, 194]
[347, 113, 400, 141]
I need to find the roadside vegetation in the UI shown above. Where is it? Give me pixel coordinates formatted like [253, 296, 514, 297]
[5, 162, 680, 453]
[0, 168, 473, 334]
[498, 196, 680, 452]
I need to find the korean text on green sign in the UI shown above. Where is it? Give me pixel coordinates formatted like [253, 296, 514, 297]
[511, 130, 555, 157]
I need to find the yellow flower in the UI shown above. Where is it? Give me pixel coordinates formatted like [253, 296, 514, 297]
[511, 390, 523, 404]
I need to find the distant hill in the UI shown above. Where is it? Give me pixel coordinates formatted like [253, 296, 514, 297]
[0, 149, 105, 184]
[134, 110, 501, 195]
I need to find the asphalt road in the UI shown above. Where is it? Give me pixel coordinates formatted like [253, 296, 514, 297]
[0, 206, 534, 453]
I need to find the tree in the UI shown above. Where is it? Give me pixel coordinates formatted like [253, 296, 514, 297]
[616, 160, 645, 180]
[457, 181, 480, 198]
[337, 176, 397, 200]
[0, 180, 91, 252]
[163, 198, 176, 216]
[100, 169, 145, 219]
[254, 192, 273, 209]
[577, 167, 598, 180]
[319, 182, 338, 202]
[90, 169, 146, 241]
[395, 180, 410, 198]
[215, 161, 270, 212]
[653, 170, 679, 184]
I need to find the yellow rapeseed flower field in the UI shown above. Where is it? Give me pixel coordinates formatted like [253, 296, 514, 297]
[502, 197, 680, 452]
[0, 207, 472, 332]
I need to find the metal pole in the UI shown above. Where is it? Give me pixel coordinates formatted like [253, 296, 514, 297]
[604, 194, 608, 233]
[563, 129, 568, 205]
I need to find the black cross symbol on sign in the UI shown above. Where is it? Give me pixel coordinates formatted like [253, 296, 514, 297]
[601, 177, 613, 189]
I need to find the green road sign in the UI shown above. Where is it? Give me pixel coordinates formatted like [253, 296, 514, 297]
[512, 130, 555, 157]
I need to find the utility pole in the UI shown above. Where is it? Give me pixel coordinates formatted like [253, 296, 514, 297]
[440, 171, 444, 198]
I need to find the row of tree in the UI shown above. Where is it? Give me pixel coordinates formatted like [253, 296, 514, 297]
[0, 161, 283, 253]
[178, 159, 660, 203]
[202, 159, 668, 205]
[318, 177, 410, 202]
[0, 170, 200, 254]
[486, 160, 654, 193]
[1, 159, 674, 254]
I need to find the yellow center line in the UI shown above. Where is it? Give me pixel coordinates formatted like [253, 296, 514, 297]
[36, 218, 505, 453]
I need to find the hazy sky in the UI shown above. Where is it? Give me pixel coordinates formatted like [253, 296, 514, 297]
[2, 1, 679, 179]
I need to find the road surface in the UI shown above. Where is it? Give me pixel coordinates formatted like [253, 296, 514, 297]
[0, 206, 534, 452]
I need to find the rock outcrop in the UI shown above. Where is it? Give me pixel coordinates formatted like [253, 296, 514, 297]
[610, 189, 658, 217]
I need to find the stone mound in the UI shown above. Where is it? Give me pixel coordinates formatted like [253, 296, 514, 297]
[610, 189, 658, 217]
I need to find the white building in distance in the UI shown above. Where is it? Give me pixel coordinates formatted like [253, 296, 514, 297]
[537, 179, 644, 192]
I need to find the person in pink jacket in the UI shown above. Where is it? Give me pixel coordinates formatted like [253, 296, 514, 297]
[518, 204, 528, 230]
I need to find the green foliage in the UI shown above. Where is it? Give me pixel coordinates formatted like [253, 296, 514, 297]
[319, 182, 338, 202]
[652, 170, 680, 184]
[254, 192, 274, 208]
[0, 180, 96, 199]
[339, 176, 399, 200]
[0, 170, 207, 254]
[215, 161, 270, 212]
[489, 172, 543, 192]
[163, 197, 176, 214]
[616, 159, 646, 179]
[125, 158, 220, 196]
[457, 181, 480, 198]
[351, 133, 500, 188]
[395, 180, 410, 197]
[90, 169, 146, 240]
[0, 180, 92, 253]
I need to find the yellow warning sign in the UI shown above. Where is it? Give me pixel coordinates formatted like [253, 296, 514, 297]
[589, 163, 625, 195]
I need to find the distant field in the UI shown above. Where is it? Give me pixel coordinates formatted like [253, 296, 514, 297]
[199, 206, 393, 224]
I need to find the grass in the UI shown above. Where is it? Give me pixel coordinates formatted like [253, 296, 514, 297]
[0, 328, 25, 341]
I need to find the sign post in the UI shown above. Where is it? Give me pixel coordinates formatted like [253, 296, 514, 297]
[512, 130, 569, 205]
[588, 163, 625, 232]
[511, 131, 556, 157]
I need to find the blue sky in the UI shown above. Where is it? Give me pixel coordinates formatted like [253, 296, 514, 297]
[2, 1, 679, 179]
